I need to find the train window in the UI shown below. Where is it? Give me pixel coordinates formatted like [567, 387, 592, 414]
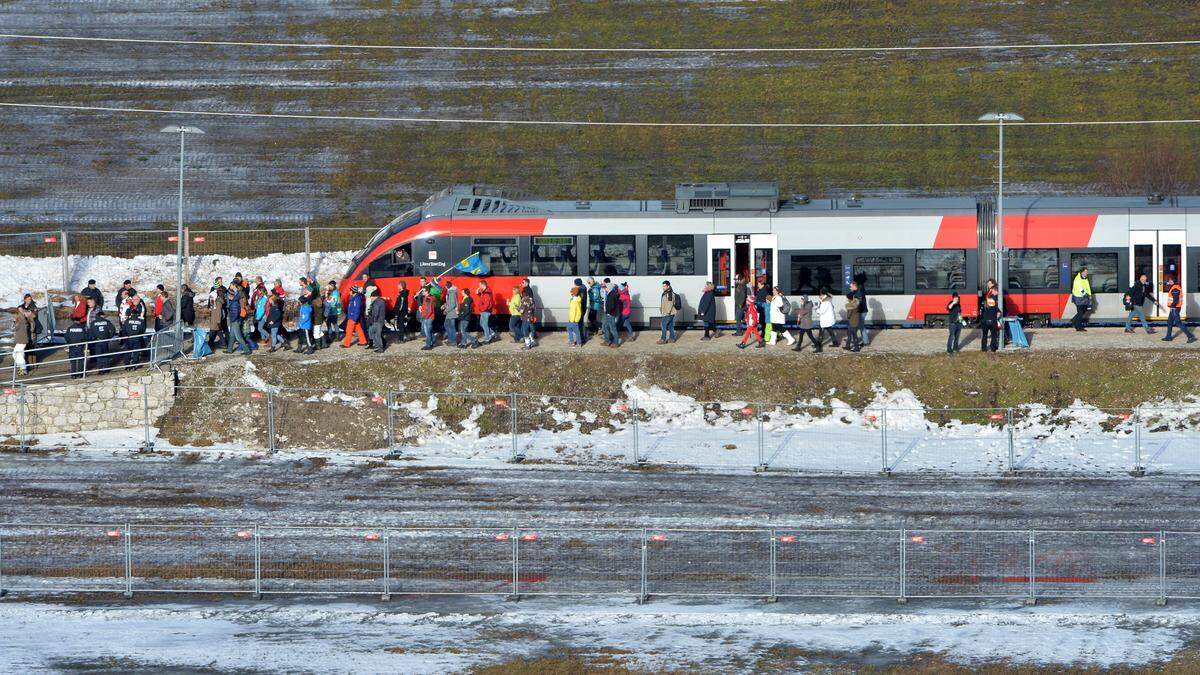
[589, 235, 636, 276]
[1007, 249, 1059, 290]
[647, 235, 695, 276]
[853, 256, 905, 294]
[712, 248, 732, 297]
[531, 236, 577, 276]
[471, 237, 519, 276]
[367, 243, 414, 278]
[1070, 252, 1119, 293]
[790, 255, 842, 295]
[915, 250, 966, 289]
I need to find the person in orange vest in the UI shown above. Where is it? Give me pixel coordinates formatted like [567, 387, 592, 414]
[1162, 277, 1196, 343]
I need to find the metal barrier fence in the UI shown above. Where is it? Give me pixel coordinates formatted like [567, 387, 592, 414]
[4, 383, 1199, 476]
[0, 326, 182, 386]
[0, 226, 376, 300]
[1, 524, 1193, 604]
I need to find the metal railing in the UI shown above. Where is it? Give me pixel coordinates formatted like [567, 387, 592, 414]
[0, 523, 1192, 605]
[1, 326, 183, 385]
[5, 383, 1199, 476]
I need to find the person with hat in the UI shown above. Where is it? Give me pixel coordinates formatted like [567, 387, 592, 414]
[81, 278, 104, 309]
[342, 285, 368, 347]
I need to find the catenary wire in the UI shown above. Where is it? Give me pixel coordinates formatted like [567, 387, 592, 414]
[2, 101, 1199, 128]
[2, 32, 1200, 53]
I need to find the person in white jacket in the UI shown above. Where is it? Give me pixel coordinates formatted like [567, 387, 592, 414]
[815, 289, 837, 350]
[768, 286, 796, 346]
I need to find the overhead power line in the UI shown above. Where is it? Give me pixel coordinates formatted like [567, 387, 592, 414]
[2, 101, 1199, 128]
[2, 32, 1200, 53]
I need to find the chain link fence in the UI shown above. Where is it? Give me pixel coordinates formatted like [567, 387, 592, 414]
[3, 380, 1200, 476]
[3, 524, 1195, 604]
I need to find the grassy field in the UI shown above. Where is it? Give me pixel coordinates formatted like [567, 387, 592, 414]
[2, 1, 1199, 227]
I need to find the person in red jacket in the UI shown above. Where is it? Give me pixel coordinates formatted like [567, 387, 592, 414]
[475, 280, 496, 343]
[737, 296, 764, 349]
[70, 293, 88, 322]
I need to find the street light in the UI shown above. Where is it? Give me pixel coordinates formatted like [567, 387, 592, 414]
[978, 112, 1022, 316]
[159, 125, 203, 305]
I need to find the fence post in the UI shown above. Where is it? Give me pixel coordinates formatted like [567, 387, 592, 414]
[303, 227, 312, 278]
[60, 229, 70, 294]
[1131, 406, 1145, 477]
[755, 405, 767, 472]
[381, 532, 391, 602]
[509, 393, 523, 463]
[266, 390, 277, 455]
[0, 527, 6, 597]
[123, 523, 133, 599]
[141, 382, 153, 453]
[880, 408, 890, 475]
[253, 524, 262, 599]
[385, 392, 397, 457]
[897, 528, 907, 603]
[183, 226, 190, 285]
[767, 528, 777, 602]
[507, 526, 519, 601]
[16, 385, 27, 453]
[638, 528, 648, 604]
[631, 399, 641, 465]
[1026, 530, 1036, 606]
[1006, 408, 1015, 473]
[1157, 530, 1167, 606]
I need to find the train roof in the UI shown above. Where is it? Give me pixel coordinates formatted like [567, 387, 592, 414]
[420, 183, 1200, 219]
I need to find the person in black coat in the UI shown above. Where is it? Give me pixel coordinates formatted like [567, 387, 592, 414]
[180, 285, 196, 327]
[979, 296, 1001, 352]
[696, 281, 717, 340]
[87, 310, 116, 372]
[392, 282, 410, 342]
[81, 279, 104, 310]
[65, 318, 90, 378]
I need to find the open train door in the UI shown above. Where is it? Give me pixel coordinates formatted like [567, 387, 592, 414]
[1131, 230, 1187, 319]
[707, 233, 776, 322]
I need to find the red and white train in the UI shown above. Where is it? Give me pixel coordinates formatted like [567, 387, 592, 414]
[342, 182, 1197, 327]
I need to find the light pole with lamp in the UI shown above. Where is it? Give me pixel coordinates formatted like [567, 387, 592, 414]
[978, 112, 1022, 317]
[160, 125, 204, 351]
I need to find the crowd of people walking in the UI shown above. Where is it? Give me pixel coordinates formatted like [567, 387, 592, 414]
[5, 264, 1198, 379]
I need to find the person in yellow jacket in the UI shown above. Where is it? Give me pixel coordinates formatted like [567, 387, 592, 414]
[566, 286, 584, 346]
[507, 289, 524, 342]
[1070, 266, 1093, 332]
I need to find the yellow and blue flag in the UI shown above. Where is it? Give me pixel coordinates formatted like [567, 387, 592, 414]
[454, 252, 490, 276]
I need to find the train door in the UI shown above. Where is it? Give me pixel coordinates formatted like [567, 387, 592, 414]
[1130, 230, 1187, 319]
[708, 234, 776, 321]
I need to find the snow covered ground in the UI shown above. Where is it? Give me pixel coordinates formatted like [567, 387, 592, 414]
[2, 598, 1196, 672]
[0, 250, 357, 307]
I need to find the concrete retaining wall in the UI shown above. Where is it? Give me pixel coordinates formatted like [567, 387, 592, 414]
[0, 370, 174, 437]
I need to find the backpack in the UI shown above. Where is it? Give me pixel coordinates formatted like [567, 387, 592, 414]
[778, 296, 792, 316]
[672, 293, 681, 311]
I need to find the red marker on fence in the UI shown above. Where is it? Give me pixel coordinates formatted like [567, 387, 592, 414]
[778, 535, 796, 543]
[127, 390, 140, 398]
[3, 388, 16, 396]
[909, 535, 926, 544]
[1141, 536, 1157, 545]
[520, 533, 537, 542]
[741, 406, 754, 416]
[495, 532, 510, 541]
[250, 392, 264, 399]
[167, 235, 180, 242]
[649, 534, 667, 542]
[44, 236, 57, 244]
[616, 403, 629, 413]
[494, 398, 509, 408]
[364, 533, 382, 541]
[371, 395, 385, 404]
[236, 530, 253, 539]
[864, 415, 878, 423]
[193, 236, 206, 243]
[1118, 413, 1132, 420]
[106, 530, 122, 538]
[989, 413, 1006, 421]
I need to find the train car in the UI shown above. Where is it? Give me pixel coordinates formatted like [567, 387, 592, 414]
[342, 183, 1200, 328]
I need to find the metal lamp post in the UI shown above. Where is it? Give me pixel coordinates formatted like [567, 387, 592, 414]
[978, 112, 1022, 316]
[160, 125, 203, 353]
[160, 125, 204, 302]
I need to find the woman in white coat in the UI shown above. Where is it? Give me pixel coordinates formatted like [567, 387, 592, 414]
[768, 285, 796, 346]
[815, 289, 837, 351]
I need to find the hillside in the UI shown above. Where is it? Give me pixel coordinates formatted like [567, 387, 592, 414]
[2, 1, 1199, 229]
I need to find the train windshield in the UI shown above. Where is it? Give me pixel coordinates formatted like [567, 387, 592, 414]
[348, 207, 422, 276]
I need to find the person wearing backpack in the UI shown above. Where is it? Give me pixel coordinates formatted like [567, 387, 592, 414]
[1123, 272, 1159, 335]
[458, 287, 480, 349]
[792, 294, 818, 352]
[10, 299, 34, 376]
[418, 284, 438, 350]
[657, 280, 679, 344]
[814, 289, 836, 352]
[769, 285, 796, 346]
[602, 281, 622, 347]
[224, 285, 251, 355]
[587, 277, 604, 336]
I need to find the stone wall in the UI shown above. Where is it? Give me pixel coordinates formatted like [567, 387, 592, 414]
[0, 370, 174, 437]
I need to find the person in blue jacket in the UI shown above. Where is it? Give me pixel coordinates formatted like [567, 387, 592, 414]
[297, 299, 315, 354]
[342, 286, 368, 347]
[225, 285, 251, 355]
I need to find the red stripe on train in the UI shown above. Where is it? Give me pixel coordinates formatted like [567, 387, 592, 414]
[906, 293, 1070, 321]
[933, 216, 977, 248]
[1003, 214, 1097, 248]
